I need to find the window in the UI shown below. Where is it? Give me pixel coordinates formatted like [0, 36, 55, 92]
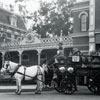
[81, 14, 87, 31]
[9, 15, 17, 27]
[79, 11, 88, 32]
[2, 33, 7, 42]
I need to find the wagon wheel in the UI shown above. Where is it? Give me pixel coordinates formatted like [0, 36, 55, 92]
[87, 83, 98, 94]
[53, 78, 62, 93]
[60, 78, 75, 95]
[87, 75, 100, 94]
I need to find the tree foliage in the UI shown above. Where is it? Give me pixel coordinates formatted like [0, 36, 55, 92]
[32, 0, 74, 38]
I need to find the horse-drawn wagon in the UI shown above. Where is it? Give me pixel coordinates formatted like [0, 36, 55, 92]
[50, 51, 100, 95]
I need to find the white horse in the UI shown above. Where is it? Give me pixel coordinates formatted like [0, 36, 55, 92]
[1, 61, 45, 95]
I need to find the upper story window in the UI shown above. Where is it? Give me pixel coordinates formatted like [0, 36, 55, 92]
[79, 11, 88, 32]
[9, 14, 17, 27]
[81, 14, 87, 31]
[2, 33, 7, 42]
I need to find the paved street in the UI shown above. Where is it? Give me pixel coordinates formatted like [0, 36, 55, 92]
[0, 86, 100, 100]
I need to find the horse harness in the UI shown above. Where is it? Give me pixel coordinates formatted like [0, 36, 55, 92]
[10, 65, 44, 83]
[10, 65, 21, 78]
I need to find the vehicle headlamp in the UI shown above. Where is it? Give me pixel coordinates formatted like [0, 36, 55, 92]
[59, 67, 65, 73]
[67, 67, 74, 73]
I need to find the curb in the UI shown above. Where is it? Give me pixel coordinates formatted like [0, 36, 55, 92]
[0, 85, 54, 93]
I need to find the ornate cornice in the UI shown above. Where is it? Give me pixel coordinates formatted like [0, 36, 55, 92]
[0, 36, 73, 52]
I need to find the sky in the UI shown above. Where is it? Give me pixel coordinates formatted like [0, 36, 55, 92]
[0, 0, 55, 14]
[0, 0, 56, 30]
[0, 0, 80, 30]
[0, 0, 82, 13]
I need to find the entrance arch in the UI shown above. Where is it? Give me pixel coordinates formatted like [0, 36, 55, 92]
[22, 50, 38, 66]
[5, 51, 19, 63]
[41, 49, 57, 65]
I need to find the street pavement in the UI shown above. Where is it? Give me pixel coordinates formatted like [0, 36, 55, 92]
[0, 85, 97, 93]
[0, 86, 100, 100]
[0, 85, 37, 92]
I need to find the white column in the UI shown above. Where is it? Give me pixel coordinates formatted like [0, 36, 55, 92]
[89, 0, 95, 53]
[37, 49, 42, 66]
[18, 50, 23, 65]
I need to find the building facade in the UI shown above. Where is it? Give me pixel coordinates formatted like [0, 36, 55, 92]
[0, 7, 26, 68]
[0, 0, 100, 70]
[72, 0, 100, 53]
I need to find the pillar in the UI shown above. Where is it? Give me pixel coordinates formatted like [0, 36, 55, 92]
[89, 0, 95, 53]
[18, 50, 23, 65]
[37, 49, 42, 65]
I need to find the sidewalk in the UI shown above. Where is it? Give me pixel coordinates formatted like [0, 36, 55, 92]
[0, 85, 37, 92]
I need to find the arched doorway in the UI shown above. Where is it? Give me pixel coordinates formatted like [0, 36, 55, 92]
[22, 50, 38, 66]
[41, 49, 57, 65]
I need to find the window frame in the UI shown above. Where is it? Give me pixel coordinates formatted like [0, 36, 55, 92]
[78, 11, 88, 32]
[80, 14, 87, 32]
[9, 15, 17, 27]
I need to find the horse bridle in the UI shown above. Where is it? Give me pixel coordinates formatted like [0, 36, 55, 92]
[3, 61, 11, 72]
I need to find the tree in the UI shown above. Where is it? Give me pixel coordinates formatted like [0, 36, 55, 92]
[32, 0, 74, 38]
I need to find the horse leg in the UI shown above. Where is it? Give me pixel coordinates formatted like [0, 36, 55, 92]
[35, 79, 40, 94]
[35, 75, 43, 94]
[17, 79, 22, 95]
[42, 72, 45, 88]
[15, 79, 19, 94]
[38, 75, 43, 94]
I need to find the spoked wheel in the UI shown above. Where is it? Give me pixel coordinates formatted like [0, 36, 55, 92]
[60, 78, 75, 95]
[53, 78, 62, 93]
[87, 84, 98, 94]
[87, 77, 100, 94]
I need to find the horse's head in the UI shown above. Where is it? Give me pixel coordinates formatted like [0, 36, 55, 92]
[1, 61, 10, 73]
[42, 63, 48, 73]
[1, 61, 18, 73]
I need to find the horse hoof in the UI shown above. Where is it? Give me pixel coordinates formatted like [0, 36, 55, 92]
[17, 92, 21, 95]
[35, 92, 38, 94]
[35, 92, 41, 94]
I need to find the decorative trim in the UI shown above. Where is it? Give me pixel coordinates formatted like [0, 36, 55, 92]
[70, 33, 89, 37]
[74, 0, 89, 4]
[26, 34, 35, 43]
[78, 11, 88, 18]
[72, 6, 89, 12]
